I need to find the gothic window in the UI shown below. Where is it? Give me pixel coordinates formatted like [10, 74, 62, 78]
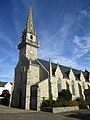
[78, 83, 83, 98]
[57, 79, 61, 93]
[72, 81, 75, 95]
[66, 81, 69, 91]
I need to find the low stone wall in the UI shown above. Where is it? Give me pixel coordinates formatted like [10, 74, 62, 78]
[41, 106, 79, 113]
[52, 106, 79, 113]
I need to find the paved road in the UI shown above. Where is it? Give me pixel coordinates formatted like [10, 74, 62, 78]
[0, 105, 90, 120]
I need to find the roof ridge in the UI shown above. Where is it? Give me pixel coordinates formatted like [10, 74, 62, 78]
[37, 58, 89, 74]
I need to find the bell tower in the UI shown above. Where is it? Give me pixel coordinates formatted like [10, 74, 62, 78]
[18, 5, 39, 60]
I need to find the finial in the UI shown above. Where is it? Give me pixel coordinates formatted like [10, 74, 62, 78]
[57, 62, 59, 66]
[30, 2, 32, 6]
[38, 38, 40, 43]
[29, 3, 32, 11]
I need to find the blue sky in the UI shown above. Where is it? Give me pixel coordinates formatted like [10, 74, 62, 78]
[0, 0, 90, 82]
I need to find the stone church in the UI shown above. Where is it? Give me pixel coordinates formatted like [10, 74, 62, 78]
[11, 5, 90, 110]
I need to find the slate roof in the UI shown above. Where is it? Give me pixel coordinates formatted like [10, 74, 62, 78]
[72, 69, 81, 80]
[0, 82, 7, 87]
[83, 70, 89, 82]
[0, 82, 12, 87]
[59, 65, 70, 78]
[38, 58, 89, 82]
[38, 58, 50, 71]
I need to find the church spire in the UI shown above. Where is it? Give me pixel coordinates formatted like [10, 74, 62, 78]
[18, 4, 39, 60]
[26, 5, 35, 35]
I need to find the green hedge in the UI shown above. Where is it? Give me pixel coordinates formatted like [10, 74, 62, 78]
[54, 98, 67, 107]
[41, 90, 72, 108]
[58, 89, 72, 101]
[41, 100, 55, 107]
[76, 98, 88, 109]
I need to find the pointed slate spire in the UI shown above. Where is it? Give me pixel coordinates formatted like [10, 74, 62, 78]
[26, 4, 35, 34]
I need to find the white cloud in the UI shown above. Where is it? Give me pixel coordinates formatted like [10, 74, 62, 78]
[81, 10, 87, 16]
[0, 41, 18, 82]
[39, 33, 90, 71]
[39, 48, 83, 70]
[39, 12, 75, 60]
[0, 33, 14, 48]
[0, 56, 8, 64]
[73, 35, 90, 58]
[52, 56, 81, 69]
[0, 46, 18, 62]
[14, 18, 22, 38]
[38, 13, 81, 70]
[38, 48, 57, 59]
[0, 62, 15, 82]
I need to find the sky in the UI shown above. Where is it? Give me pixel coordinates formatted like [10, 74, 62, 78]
[0, 0, 90, 82]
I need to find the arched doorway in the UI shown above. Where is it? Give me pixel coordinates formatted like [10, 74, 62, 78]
[30, 85, 37, 110]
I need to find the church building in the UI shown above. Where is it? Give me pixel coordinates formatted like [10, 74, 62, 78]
[11, 5, 90, 110]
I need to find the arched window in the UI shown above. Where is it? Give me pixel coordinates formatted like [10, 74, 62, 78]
[30, 35, 33, 40]
[57, 79, 61, 93]
[72, 81, 75, 95]
[78, 83, 83, 98]
[66, 81, 69, 91]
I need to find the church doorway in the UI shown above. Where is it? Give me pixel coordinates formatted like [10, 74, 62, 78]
[30, 85, 37, 110]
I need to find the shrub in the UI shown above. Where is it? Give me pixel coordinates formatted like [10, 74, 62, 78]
[86, 100, 90, 108]
[0, 89, 10, 106]
[67, 100, 78, 106]
[41, 100, 55, 107]
[58, 89, 72, 101]
[76, 98, 88, 109]
[86, 100, 90, 105]
[55, 98, 67, 107]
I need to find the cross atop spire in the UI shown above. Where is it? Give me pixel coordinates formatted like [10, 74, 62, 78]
[26, 4, 35, 35]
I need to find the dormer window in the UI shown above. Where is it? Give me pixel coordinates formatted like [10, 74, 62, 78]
[30, 35, 33, 40]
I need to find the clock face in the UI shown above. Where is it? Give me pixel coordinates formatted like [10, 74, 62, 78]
[30, 50, 33, 54]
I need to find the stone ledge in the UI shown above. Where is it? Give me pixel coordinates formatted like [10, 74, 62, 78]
[41, 106, 79, 113]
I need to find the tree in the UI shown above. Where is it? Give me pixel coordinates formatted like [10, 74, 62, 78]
[76, 98, 88, 109]
[58, 89, 72, 101]
[0, 89, 10, 106]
